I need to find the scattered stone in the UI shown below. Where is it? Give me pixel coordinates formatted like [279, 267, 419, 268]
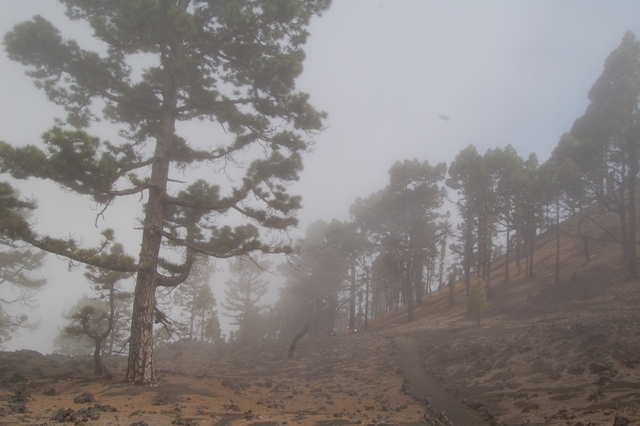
[73, 392, 96, 404]
[42, 387, 56, 396]
[77, 406, 101, 421]
[516, 401, 539, 412]
[613, 416, 629, 426]
[292, 412, 307, 421]
[223, 403, 240, 412]
[152, 395, 174, 406]
[51, 407, 99, 423]
[9, 387, 31, 403]
[95, 402, 118, 412]
[53, 408, 78, 422]
[172, 417, 196, 425]
[10, 402, 28, 413]
[221, 377, 239, 390]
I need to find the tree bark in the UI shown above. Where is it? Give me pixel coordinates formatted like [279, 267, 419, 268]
[349, 259, 356, 329]
[403, 258, 414, 322]
[627, 141, 638, 278]
[363, 267, 370, 330]
[93, 337, 106, 376]
[504, 224, 510, 283]
[414, 256, 424, 306]
[463, 220, 473, 296]
[555, 198, 560, 284]
[125, 96, 176, 384]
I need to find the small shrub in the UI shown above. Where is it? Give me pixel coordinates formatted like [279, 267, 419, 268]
[467, 278, 489, 326]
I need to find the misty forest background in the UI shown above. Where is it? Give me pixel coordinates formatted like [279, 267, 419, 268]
[0, 9, 639, 364]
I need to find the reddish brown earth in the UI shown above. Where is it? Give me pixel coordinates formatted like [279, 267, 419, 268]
[2, 211, 640, 425]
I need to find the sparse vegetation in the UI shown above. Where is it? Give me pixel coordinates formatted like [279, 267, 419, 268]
[467, 278, 489, 326]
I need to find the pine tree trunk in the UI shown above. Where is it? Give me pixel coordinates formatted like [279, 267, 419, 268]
[126, 270, 158, 384]
[577, 210, 591, 263]
[555, 199, 560, 283]
[414, 256, 424, 306]
[349, 259, 356, 329]
[94, 340, 103, 376]
[125, 101, 175, 384]
[627, 142, 638, 278]
[516, 230, 522, 274]
[464, 221, 473, 296]
[619, 176, 630, 260]
[404, 258, 414, 322]
[504, 224, 510, 283]
[364, 268, 370, 330]
[528, 222, 535, 278]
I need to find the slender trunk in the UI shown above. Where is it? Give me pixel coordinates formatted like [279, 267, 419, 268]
[464, 220, 473, 296]
[486, 250, 491, 298]
[555, 198, 560, 283]
[201, 310, 205, 342]
[577, 208, 591, 263]
[92, 285, 116, 376]
[628, 142, 638, 278]
[619, 174, 630, 260]
[477, 214, 484, 279]
[349, 259, 356, 329]
[528, 221, 535, 278]
[364, 268, 370, 330]
[504, 224, 510, 283]
[189, 299, 195, 340]
[414, 256, 424, 306]
[404, 258, 414, 322]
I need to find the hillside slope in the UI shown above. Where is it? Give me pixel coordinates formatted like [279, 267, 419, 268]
[369, 209, 640, 425]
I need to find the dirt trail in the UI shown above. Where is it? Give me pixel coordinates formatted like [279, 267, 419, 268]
[396, 334, 483, 426]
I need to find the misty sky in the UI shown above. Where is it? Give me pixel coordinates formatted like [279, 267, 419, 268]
[1, 1, 639, 353]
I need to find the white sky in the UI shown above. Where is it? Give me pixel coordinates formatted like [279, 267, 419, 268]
[1, 1, 639, 352]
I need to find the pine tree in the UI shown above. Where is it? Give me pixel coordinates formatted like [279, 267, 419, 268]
[203, 313, 222, 344]
[353, 159, 447, 322]
[223, 257, 269, 343]
[566, 32, 640, 277]
[172, 259, 216, 341]
[1, 0, 329, 384]
[60, 243, 134, 375]
[467, 278, 489, 327]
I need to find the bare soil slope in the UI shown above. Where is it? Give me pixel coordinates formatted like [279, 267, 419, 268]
[0, 335, 444, 425]
[368, 211, 640, 425]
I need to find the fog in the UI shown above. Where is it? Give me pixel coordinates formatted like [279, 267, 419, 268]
[0, 1, 639, 353]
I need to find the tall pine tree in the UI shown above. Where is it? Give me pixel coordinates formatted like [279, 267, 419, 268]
[1, 0, 330, 384]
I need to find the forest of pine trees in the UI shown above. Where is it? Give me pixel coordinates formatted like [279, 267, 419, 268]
[265, 31, 640, 339]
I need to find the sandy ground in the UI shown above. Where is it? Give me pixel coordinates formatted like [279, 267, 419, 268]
[0, 335, 444, 426]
